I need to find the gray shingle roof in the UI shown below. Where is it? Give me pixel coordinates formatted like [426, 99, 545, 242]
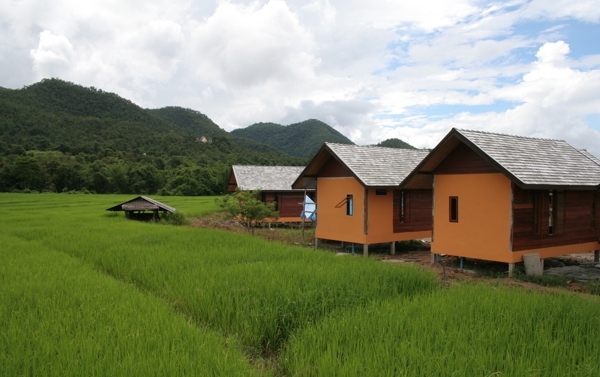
[325, 143, 431, 187]
[454, 129, 600, 188]
[232, 166, 307, 191]
[106, 196, 176, 212]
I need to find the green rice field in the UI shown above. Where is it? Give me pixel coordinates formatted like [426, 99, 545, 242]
[1, 193, 600, 376]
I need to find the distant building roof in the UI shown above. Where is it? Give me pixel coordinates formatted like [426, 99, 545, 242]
[106, 196, 176, 212]
[228, 165, 312, 192]
[293, 142, 430, 188]
[402, 128, 600, 190]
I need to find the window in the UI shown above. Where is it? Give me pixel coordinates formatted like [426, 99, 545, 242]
[533, 191, 542, 235]
[449, 196, 458, 222]
[548, 191, 554, 235]
[346, 194, 354, 216]
[533, 190, 564, 236]
[375, 189, 387, 196]
[399, 190, 409, 223]
[551, 190, 564, 235]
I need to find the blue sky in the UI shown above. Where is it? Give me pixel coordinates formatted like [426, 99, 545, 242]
[1, 0, 600, 155]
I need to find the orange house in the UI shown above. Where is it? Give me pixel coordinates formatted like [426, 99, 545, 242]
[401, 128, 600, 274]
[227, 165, 315, 223]
[293, 143, 431, 255]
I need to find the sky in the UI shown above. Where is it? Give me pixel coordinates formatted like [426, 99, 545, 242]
[2, 0, 600, 156]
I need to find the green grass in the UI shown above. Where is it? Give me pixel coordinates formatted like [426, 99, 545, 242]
[281, 283, 600, 376]
[0, 193, 438, 370]
[0, 234, 261, 377]
[3, 193, 600, 376]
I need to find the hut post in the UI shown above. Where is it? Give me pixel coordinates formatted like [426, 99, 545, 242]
[301, 189, 306, 243]
[508, 263, 515, 277]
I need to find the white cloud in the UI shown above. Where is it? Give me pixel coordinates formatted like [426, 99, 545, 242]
[1, 0, 600, 157]
[30, 30, 74, 77]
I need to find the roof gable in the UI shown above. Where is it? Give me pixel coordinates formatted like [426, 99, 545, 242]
[434, 143, 499, 175]
[402, 128, 600, 190]
[294, 142, 430, 188]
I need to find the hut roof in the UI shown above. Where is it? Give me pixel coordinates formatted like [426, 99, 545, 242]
[293, 142, 430, 189]
[228, 165, 313, 192]
[106, 196, 176, 212]
[401, 128, 600, 190]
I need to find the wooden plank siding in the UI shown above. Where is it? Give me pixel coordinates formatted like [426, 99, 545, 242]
[434, 143, 499, 175]
[262, 192, 305, 218]
[278, 194, 305, 218]
[393, 189, 433, 233]
[512, 185, 597, 251]
[317, 156, 352, 177]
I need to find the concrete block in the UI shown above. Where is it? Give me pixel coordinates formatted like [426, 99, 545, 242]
[523, 253, 543, 276]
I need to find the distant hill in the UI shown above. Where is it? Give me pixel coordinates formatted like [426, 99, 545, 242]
[374, 138, 416, 149]
[148, 106, 229, 138]
[231, 119, 354, 158]
[0, 79, 304, 195]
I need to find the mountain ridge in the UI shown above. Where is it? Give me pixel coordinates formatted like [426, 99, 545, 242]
[0, 78, 418, 195]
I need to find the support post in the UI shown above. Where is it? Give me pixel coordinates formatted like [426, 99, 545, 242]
[363, 244, 369, 257]
[595, 250, 599, 263]
[314, 238, 319, 249]
[390, 242, 396, 256]
[508, 263, 515, 277]
[430, 253, 436, 264]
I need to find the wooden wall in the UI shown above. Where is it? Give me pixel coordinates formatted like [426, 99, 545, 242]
[318, 157, 351, 177]
[434, 144, 499, 175]
[393, 189, 432, 233]
[512, 185, 598, 251]
[262, 192, 306, 218]
[278, 194, 305, 217]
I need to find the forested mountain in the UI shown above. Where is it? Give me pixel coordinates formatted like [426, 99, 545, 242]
[375, 138, 416, 149]
[230, 119, 354, 158]
[0, 79, 303, 195]
[0, 78, 417, 196]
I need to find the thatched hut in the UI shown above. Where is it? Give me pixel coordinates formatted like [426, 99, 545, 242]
[106, 196, 176, 221]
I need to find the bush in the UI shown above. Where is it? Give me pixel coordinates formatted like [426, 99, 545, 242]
[160, 211, 189, 226]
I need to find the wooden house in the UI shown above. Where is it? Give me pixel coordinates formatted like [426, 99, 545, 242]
[106, 196, 176, 221]
[293, 143, 432, 255]
[227, 165, 315, 222]
[400, 128, 600, 274]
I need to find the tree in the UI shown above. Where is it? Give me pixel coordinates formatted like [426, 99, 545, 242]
[215, 189, 279, 234]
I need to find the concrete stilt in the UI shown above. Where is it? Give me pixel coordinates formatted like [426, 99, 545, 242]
[363, 244, 369, 257]
[508, 263, 515, 277]
[430, 253, 437, 264]
[595, 250, 599, 263]
[314, 238, 319, 249]
[390, 242, 396, 255]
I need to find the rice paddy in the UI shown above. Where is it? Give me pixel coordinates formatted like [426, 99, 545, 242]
[2, 193, 600, 376]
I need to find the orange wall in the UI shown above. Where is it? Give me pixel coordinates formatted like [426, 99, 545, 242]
[432, 173, 513, 262]
[316, 178, 431, 244]
[316, 177, 365, 243]
[366, 189, 431, 243]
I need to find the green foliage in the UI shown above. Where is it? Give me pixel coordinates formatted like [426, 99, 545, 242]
[375, 137, 417, 149]
[0, 79, 305, 194]
[159, 211, 189, 226]
[216, 189, 279, 234]
[230, 119, 354, 158]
